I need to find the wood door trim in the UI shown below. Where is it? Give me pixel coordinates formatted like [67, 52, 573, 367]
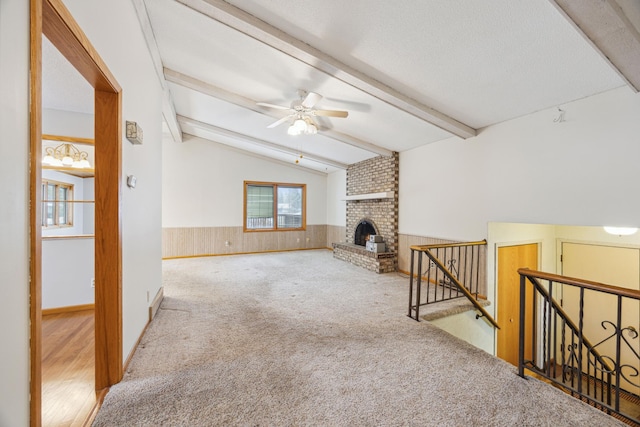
[42, 134, 95, 145]
[31, 0, 123, 424]
[94, 89, 123, 389]
[41, 0, 120, 92]
[29, 1, 43, 425]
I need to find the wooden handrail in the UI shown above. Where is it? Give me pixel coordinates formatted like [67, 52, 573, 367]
[411, 239, 487, 251]
[422, 247, 500, 329]
[518, 268, 640, 300]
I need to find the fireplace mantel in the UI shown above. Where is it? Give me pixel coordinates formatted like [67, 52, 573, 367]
[343, 191, 395, 201]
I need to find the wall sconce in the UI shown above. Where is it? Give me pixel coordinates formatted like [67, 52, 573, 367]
[126, 121, 143, 145]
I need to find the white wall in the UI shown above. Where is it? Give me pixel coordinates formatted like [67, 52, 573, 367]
[61, 0, 165, 359]
[42, 238, 95, 309]
[399, 86, 640, 241]
[43, 108, 94, 138]
[0, 0, 30, 424]
[163, 134, 328, 227]
[0, 2, 164, 422]
[326, 170, 346, 226]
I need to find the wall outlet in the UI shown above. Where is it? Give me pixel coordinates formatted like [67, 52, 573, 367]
[225, 241, 230, 247]
[306, 237, 310, 242]
[296, 238, 300, 243]
[91, 278, 95, 288]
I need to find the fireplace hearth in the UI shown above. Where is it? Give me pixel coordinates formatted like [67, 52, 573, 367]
[332, 152, 399, 273]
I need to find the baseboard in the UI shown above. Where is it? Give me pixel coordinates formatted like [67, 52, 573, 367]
[149, 286, 164, 322]
[123, 320, 150, 374]
[42, 303, 94, 316]
[162, 246, 329, 260]
[82, 387, 109, 427]
[398, 269, 438, 285]
[123, 288, 164, 374]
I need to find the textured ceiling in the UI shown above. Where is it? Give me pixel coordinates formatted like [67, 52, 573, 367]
[42, 36, 93, 115]
[42, 0, 636, 173]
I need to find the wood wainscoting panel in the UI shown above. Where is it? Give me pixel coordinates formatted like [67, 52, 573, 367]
[162, 226, 328, 258]
[326, 225, 347, 248]
[397, 233, 488, 297]
[397, 234, 456, 274]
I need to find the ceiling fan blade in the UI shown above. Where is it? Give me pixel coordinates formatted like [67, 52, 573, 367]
[257, 102, 291, 111]
[266, 115, 293, 128]
[313, 109, 349, 118]
[301, 91, 322, 108]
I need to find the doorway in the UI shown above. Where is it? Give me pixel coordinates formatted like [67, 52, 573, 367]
[31, 0, 123, 425]
[561, 242, 640, 394]
[496, 243, 539, 366]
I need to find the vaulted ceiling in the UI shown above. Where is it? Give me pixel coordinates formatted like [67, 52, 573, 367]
[42, 0, 640, 173]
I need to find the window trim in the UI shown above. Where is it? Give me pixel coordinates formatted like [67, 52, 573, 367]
[42, 178, 74, 228]
[243, 181, 306, 232]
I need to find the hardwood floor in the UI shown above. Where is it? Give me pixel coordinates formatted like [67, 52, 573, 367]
[42, 309, 96, 427]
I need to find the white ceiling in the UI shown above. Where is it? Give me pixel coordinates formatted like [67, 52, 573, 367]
[42, 0, 640, 173]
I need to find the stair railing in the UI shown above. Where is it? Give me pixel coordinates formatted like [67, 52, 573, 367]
[408, 240, 499, 328]
[518, 269, 640, 426]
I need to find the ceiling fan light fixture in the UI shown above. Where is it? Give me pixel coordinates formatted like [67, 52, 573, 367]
[287, 123, 302, 136]
[288, 117, 308, 135]
[293, 118, 307, 131]
[305, 122, 317, 135]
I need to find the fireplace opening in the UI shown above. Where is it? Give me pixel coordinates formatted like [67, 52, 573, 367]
[354, 220, 377, 246]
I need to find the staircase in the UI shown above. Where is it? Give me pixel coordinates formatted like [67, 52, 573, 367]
[407, 240, 499, 328]
[518, 269, 640, 426]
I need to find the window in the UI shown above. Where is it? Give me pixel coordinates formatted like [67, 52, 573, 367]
[244, 181, 306, 231]
[42, 179, 73, 227]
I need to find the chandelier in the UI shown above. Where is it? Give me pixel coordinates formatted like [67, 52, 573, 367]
[42, 143, 91, 169]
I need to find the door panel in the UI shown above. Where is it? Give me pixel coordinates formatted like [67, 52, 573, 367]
[497, 243, 538, 366]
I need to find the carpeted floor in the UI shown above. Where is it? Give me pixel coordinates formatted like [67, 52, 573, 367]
[93, 250, 626, 426]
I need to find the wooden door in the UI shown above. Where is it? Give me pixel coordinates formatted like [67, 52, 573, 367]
[561, 242, 640, 393]
[497, 243, 539, 366]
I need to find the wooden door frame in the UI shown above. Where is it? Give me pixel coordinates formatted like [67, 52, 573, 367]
[30, 0, 123, 425]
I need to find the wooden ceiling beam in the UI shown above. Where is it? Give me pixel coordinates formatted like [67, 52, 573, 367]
[550, 0, 640, 92]
[132, 0, 183, 142]
[175, 0, 477, 139]
[178, 115, 349, 170]
[165, 68, 393, 157]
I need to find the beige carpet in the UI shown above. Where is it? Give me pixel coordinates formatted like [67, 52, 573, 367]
[93, 250, 626, 426]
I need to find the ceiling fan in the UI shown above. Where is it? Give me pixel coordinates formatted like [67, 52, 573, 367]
[257, 90, 349, 135]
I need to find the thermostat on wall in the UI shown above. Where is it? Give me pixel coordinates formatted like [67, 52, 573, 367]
[127, 175, 137, 188]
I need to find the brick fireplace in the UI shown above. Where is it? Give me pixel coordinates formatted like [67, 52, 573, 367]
[332, 152, 399, 273]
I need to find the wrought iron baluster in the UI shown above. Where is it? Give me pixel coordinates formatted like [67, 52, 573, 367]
[426, 251, 433, 305]
[552, 303, 557, 379]
[408, 248, 415, 319]
[577, 287, 585, 395]
[416, 252, 423, 321]
[544, 280, 552, 375]
[518, 274, 526, 378]
[614, 295, 622, 413]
